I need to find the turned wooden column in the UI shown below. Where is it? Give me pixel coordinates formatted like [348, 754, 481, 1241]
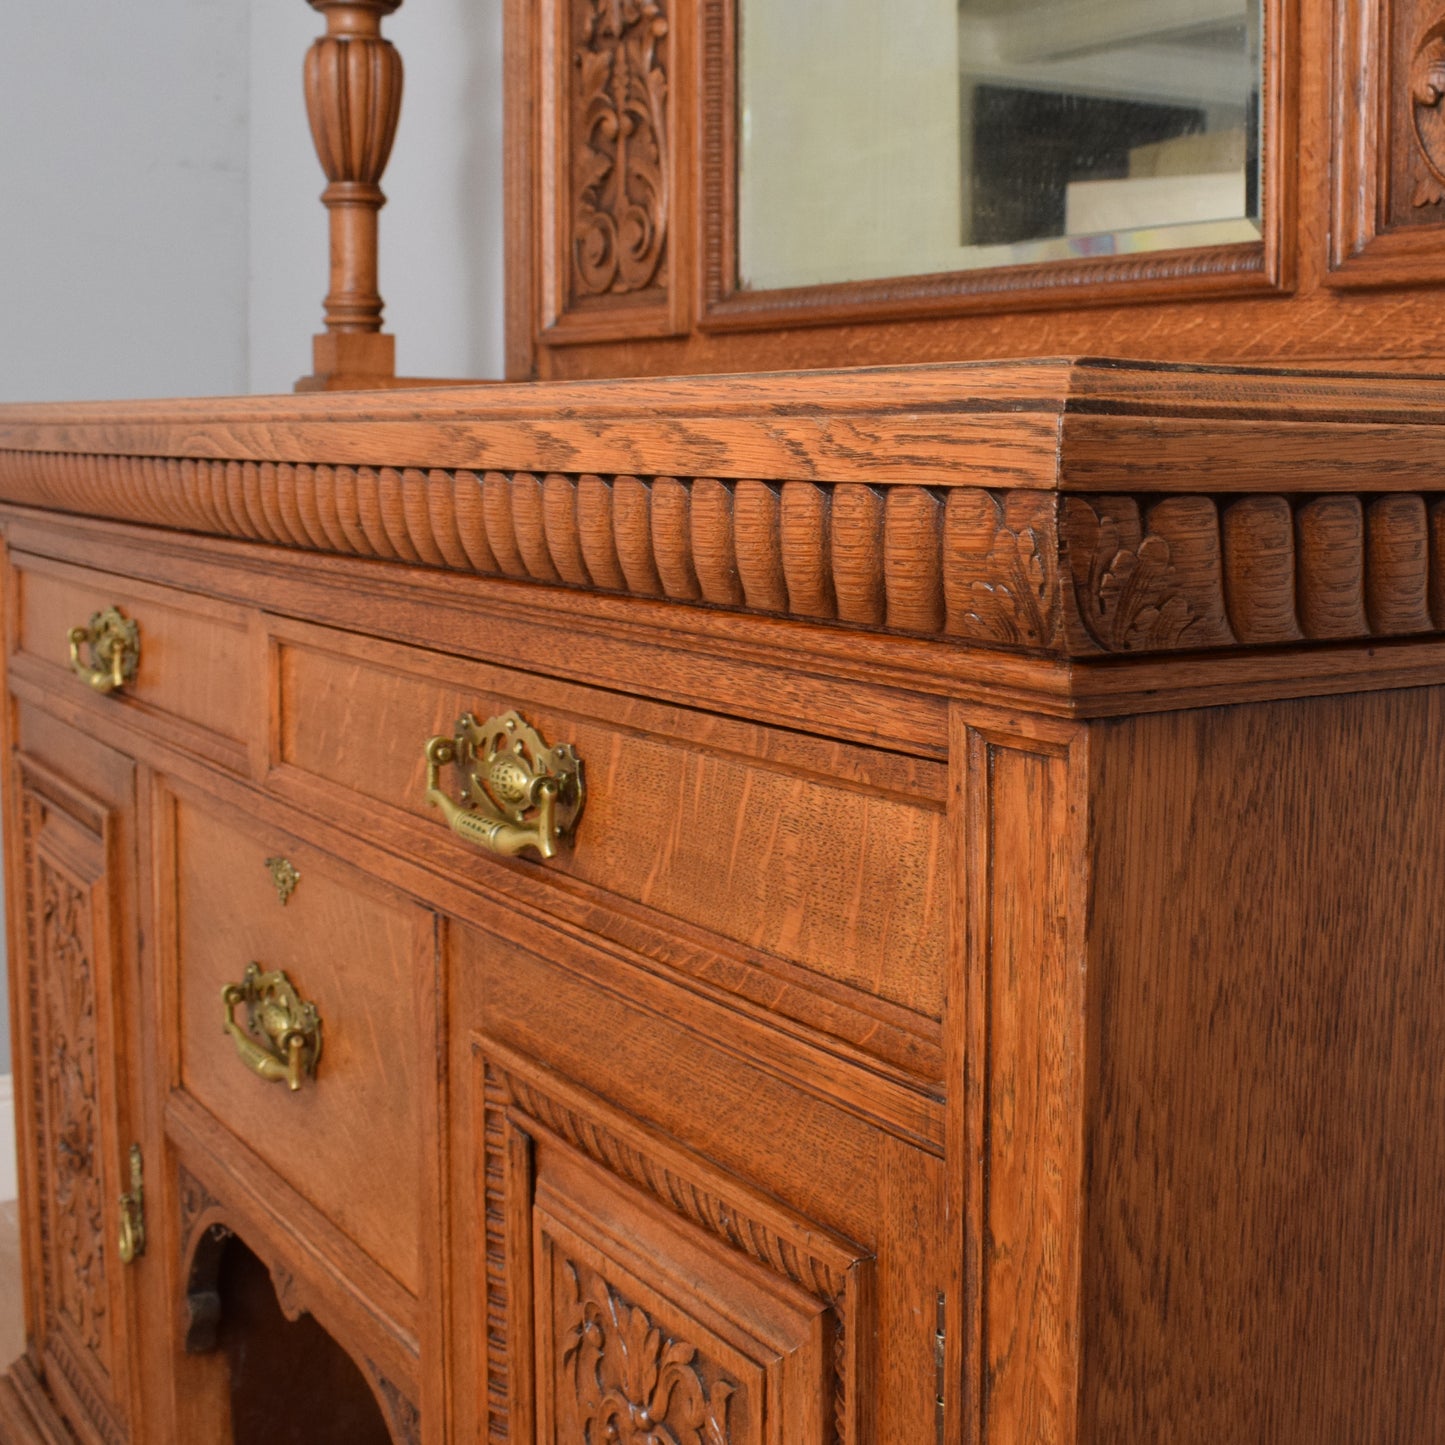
[298, 0, 403, 390]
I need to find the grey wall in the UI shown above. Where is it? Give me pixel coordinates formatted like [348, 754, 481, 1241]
[0, 2, 506, 1077]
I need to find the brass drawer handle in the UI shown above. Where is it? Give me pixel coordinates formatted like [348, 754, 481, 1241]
[221, 963, 322, 1092]
[67, 605, 140, 694]
[424, 710, 585, 860]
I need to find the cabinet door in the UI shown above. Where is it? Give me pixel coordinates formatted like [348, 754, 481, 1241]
[10, 741, 140, 1445]
[453, 917, 950, 1445]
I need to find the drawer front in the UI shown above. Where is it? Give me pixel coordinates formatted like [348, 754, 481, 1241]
[13, 554, 254, 762]
[169, 791, 429, 1295]
[274, 623, 949, 1029]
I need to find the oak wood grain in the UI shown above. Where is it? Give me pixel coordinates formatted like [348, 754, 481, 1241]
[1086, 688, 1445, 1443]
[168, 787, 429, 1295]
[16, 360, 1445, 662]
[279, 638, 949, 1017]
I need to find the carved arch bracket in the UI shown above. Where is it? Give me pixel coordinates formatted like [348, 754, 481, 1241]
[176, 1166, 420, 1445]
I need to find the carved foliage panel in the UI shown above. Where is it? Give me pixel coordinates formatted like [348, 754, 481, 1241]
[478, 1049, 871, 1445]
[539, 1223, 762, 1445]
[544, 0, 680, 340]
[17, 761, 130, 1443]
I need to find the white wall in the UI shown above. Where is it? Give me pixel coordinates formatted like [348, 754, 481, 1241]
[0, 1, 505, 398]
[0, 2, 252, 404]
[248, 0, 505, 392]
[0, 0, 505, 1140]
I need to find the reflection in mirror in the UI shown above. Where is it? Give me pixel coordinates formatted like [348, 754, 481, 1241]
[738, 0, 1263, 292]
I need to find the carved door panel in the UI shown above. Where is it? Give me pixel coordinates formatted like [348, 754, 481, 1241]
[13, 747, 139, 1444]
[478, 1048, 874, 1445]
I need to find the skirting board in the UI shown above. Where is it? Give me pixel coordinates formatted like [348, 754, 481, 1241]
[0, 1076, 14, 1203]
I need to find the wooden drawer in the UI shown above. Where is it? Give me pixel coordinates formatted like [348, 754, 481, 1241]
[165, 788, 432, 1296]
[269, 619, 949, 1073]
[10, 553, 255, 768]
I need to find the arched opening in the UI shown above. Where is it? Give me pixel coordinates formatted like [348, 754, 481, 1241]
[186, 1229, 393, 1445]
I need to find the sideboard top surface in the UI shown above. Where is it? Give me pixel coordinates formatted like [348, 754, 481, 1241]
[2, 357, 1445, 491]
[5, 357, 1445, 710]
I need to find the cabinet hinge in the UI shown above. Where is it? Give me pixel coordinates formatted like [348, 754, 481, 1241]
[935, 1291, 947, 1444]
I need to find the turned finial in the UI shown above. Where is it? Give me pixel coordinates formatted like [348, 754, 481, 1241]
[298, 0, 404, 389]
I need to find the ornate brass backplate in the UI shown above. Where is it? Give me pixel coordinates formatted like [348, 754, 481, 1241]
[221, 963, 322, 1092]
[424, 710, 585, 860]
[66, 605, 140, 694]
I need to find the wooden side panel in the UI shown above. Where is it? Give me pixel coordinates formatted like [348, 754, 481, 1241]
[10, 752, 135, 1445]
[1084, 688, 1445, 1442]
[953, 708, 1088, 1445]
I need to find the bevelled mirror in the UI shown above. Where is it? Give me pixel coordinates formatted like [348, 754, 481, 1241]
[737, 0, 1263, 292]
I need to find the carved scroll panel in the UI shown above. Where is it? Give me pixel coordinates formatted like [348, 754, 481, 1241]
[479, 1049, 872, 1444]
[16, 758, 130, 1444]
[539, 0, 684, 343]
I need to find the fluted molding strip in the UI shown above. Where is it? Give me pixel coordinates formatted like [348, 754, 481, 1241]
[8, 448, 1445, 658]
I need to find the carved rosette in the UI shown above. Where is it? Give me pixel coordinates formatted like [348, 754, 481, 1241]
[560, 1260, 735, 1445]
[39, 863, 108, 1362]
[572, 0, 670, 298]
[1412, 17, 1445, 206]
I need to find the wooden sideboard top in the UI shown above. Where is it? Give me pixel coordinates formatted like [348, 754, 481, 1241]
[5, 356, 1445, 712]
[4, 357, 1445, 489]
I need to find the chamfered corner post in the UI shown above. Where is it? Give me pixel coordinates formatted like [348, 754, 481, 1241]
[297, 0, 404, 391]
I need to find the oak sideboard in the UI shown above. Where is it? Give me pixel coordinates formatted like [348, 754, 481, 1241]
[0, 359, 1443, 1442]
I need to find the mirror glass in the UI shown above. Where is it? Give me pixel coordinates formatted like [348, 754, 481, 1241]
[737, 0, 1263, 292]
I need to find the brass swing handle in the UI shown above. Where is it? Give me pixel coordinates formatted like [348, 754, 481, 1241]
[117, 1144, 146, 1265]
[221, 964, 322, 1093]
[67, 606, 140, 694]
[423, 711, 585, 861]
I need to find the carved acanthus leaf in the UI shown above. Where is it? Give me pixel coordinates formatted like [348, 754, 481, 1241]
[561, 1259, 735, 1445]
[965, 521, 1056, 647]
[1066, 499, 1200, 652]
[178, 1166, 223, 1244]
[366, 1360, 422, 1445]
